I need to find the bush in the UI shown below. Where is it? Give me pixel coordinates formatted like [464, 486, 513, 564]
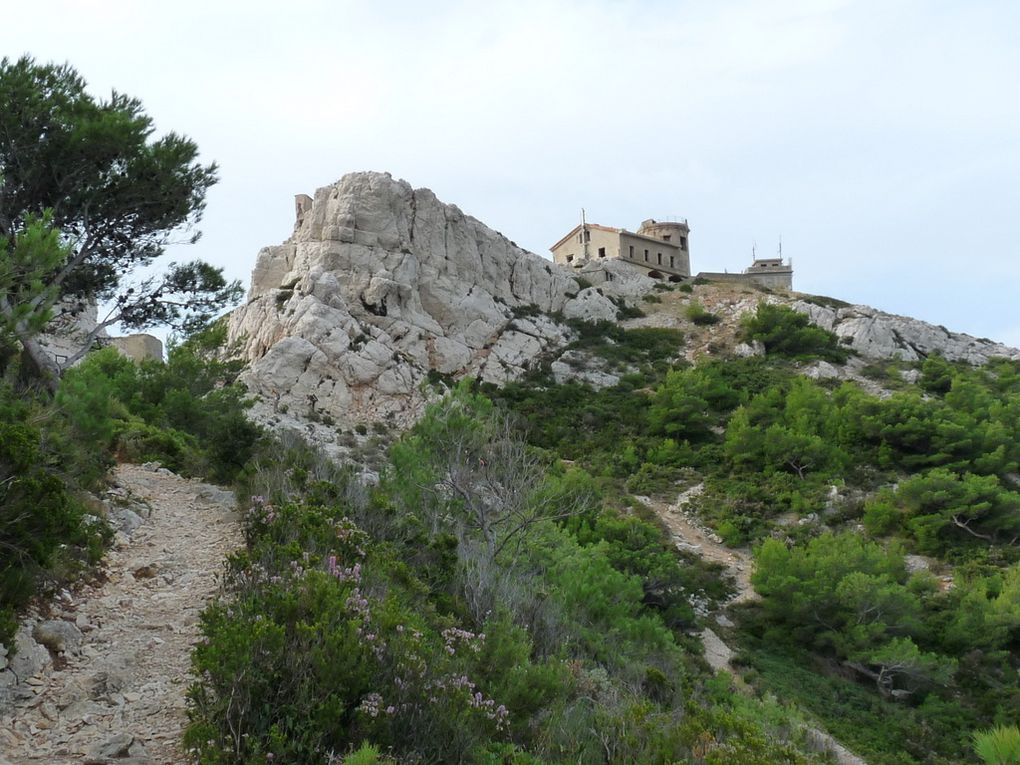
[60, 324, 261, 483]
[565, 321, 683, 374]
[973, 725, 1020, 765]
[0, 385, 109, 648]
[685, 301, 721, 326]
[114, 419, 201, 473]
[740, 303, 849, 363]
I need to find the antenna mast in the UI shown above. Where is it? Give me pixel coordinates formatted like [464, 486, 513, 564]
[581, 208, 589, 261]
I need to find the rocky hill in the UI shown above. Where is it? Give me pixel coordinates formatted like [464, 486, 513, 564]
[226, 171, 1018, 437]
[226, 172, 639, 435]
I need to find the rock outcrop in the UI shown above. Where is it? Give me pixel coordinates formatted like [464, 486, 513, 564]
[794, 300, 1020, 364]
[226, 172, 632, 432]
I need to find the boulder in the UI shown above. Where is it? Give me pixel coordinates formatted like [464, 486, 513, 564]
[562, 288, 618, 323]
[32, 620, 83, 654]
[733, 340, 764, 358]
[9, 628, 50, 679]
[108, 508, 144, 536]
[84, 732, 150, 764]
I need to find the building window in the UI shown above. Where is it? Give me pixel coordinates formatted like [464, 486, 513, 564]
[598, 247, 606, 257]
[657, 252, 662, 265]
[566, 254, 574, 263]
[583, 230, 591, 243]
[670, 255, 675, 268]
[680, 236, 687, 249]
[663, 234, 671, 241]
[644, 249, 649, 261]
[629, 245, 634, 257]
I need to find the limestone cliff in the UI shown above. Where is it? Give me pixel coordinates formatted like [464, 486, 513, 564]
[226, 172, 628, 432]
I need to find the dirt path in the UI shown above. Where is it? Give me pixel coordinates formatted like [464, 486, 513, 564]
[643, 484, 757, 606]
[646, 486, 868, 765]
[0, 464, 240, 765]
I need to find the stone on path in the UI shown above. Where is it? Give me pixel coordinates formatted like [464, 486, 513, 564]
[33, 620, 84, 654]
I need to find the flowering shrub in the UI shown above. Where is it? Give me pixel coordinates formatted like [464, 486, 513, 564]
[188, 500, 514, 764]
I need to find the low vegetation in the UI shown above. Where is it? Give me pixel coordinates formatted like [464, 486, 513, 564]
[741, 302, 850, 362]
[490, 322, 1020, 765]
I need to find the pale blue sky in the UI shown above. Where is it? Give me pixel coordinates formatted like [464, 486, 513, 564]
[6, 1, 1019, 346]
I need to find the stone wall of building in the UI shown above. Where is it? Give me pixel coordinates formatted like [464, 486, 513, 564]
[108, 334, 164, 363]
[695, 270, 793, 290]
[618, 231, 687, 277]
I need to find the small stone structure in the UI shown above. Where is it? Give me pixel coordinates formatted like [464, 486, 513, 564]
[550, 218, 691, 280]
[697, 256, 794, 290]
[743, 257, 794, 289]
[107, 333, 164, 363]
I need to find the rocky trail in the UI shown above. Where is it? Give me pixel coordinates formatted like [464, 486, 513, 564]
[1, 463, 240, 765]
[645, 486, 868, 765]
[640, 486, 757, 677]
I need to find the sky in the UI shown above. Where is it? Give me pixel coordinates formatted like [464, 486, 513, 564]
[5, 1, 1020, 346]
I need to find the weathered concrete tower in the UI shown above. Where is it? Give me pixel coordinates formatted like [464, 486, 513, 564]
[637, 219, 690, 276]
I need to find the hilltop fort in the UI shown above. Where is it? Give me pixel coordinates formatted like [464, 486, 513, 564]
[550, 215, 793, 289]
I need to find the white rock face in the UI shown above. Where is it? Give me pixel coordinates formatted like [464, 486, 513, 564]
[227, 172, 589, 429]
[561, 287, 618, 323]
[576, 258, 659, 299]
[793, 301, 1020, 364]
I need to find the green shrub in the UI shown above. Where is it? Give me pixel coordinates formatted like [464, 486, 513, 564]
[114, 419, 201, 473]
[974, 725, 1020, 765]
[0, 385, 110, 648]
[740, 303, 849, 363]
[564, 321, 683, 374]
[60, 325, 261, 483]
[800, 294, 852, 310]
[685, 300, 720, 326]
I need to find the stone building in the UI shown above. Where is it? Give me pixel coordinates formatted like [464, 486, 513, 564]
[550, 218, 691, 280]
[743, 257, 794, 289]
[696, 256, 794, 290]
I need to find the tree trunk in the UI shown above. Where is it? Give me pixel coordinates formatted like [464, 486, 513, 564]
[18, 335, 62, 394]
